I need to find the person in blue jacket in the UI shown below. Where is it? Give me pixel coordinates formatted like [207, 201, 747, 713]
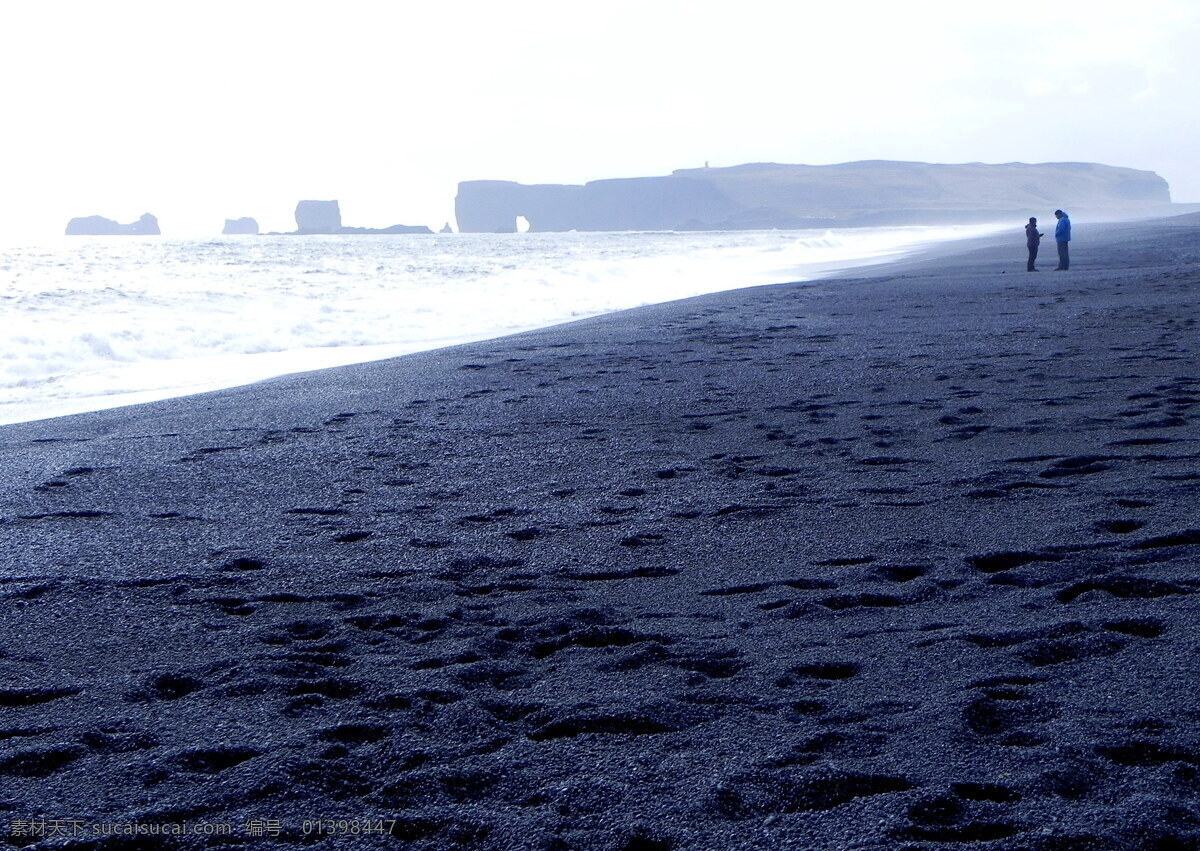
[1053, 209, 1071, 270]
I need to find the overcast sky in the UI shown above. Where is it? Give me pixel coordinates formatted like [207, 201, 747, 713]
[2, 0, 1197, 239]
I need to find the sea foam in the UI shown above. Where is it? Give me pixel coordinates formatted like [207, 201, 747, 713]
[0, 225, 1004, 425]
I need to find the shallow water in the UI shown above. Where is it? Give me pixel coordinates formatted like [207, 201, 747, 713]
[0, 225, 1005, 424]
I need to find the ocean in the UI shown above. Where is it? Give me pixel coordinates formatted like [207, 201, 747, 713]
[0, 225, 1005, 426]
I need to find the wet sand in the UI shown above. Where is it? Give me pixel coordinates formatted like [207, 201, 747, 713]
[1, 215, 1198, 849]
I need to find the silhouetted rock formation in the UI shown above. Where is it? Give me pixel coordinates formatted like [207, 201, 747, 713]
[336, 224, 434, 234]
[65, 213, 160, 236]
[222, 217, 259, 235]
[455, 161, 1174, 232]
[440, 222, 454, 234]
[289, 200, 431, 235]
[294, 200, 342, 234]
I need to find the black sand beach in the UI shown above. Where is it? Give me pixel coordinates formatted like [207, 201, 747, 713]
[1, 215, 1198, 850]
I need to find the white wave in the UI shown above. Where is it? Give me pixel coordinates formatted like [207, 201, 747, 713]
[0, 225, 1005, 425]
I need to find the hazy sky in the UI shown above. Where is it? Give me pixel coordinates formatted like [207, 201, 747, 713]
[2, 0, 1197, 238]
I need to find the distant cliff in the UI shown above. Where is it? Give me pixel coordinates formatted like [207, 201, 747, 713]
[291, 200, 432, 234]
[455, 161, 1174, 232]
[66, 213, 160, 236]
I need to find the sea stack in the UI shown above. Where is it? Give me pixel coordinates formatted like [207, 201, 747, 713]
[294, 200, 341, 234]
[222, 217, 259, 235]
[287, 201, 433, 234]
[65, 213, 161, 236]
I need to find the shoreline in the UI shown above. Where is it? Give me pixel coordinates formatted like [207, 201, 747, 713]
[0, 223, 1012, 429]
[1, 213, 1198, 848]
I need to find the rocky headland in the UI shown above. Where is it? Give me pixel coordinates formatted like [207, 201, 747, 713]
[454, 160, 1177, 233]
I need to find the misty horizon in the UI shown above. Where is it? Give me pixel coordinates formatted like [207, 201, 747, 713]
[2, 1, 1198, 241]
[49, 158, 1194, 239]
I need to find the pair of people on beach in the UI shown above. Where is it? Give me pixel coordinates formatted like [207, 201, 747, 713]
[1026, 209, 1070, 271]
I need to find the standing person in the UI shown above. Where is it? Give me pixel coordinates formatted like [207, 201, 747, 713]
[1025, 217, 1042, 271]
[1054, 209, 1071, 270]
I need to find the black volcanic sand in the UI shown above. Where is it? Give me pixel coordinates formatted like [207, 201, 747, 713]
[1, 216, 1198, 850]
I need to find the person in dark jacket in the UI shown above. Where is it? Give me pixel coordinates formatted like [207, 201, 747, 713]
[1025, 217, 1042, 271]
[1054, 209, 1071, 270]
